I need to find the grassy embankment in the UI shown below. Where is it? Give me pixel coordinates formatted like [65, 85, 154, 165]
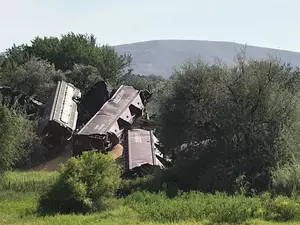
[1, 171, 300, 225]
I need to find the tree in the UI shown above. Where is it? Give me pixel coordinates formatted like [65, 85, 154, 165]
[0, 53, 5, 68]
[65, 64, 102, 92]
[120, 73, 165, 90]
[2, 33, 132, 85]
[0, 44, 30, 70]
[0, 57, 64, 103]
[155, 55, 300, 193]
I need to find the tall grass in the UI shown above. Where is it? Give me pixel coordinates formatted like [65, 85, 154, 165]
[271, 163, 300, 197]
[0, 189, 299, 225]
[0, 170, 58, 192]
[125, 191, 300, 224]
[0, 190, 204, 225]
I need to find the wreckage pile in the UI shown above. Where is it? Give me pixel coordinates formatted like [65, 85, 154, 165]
[36, 80, 167, 176]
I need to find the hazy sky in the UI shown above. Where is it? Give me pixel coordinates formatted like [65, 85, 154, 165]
[1, 0, 299, 52]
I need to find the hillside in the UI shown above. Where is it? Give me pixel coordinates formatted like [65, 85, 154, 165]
[114, 40, 300, 77]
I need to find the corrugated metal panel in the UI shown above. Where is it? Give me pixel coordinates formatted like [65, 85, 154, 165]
[126, 129, 164, 170]
[38, 80, 81, 137]
[60, 86, 74, 124]
[53, 81, 81, 131]
[77, 85, 145, 139]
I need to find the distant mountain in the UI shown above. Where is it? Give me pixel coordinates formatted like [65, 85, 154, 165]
[114, 40, 300, 77]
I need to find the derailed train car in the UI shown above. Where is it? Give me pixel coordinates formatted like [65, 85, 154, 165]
[37, 80, 81, 148]
[35, 79, 168, 174]
[122, 128, 165, 177]
[73, 85, 151, 156]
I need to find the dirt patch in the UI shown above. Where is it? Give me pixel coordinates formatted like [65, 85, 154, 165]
[110, 144, 123, 159]
[34, 149, 73, 171]
[34, 143, 124, 171]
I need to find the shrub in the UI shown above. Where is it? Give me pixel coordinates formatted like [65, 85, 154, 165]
[0, 105, 38, 172]
[271, 163, 300, 197]
[118, 168, 181, 197]
[118, 176, 153, 196]
[37, 151, 122, 214]
[260, 193, 300, 221]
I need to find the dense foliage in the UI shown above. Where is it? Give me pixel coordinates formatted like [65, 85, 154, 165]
[120, 73, 165, 90]
[0, 105, 38, 172]
[38, 151, 121, 214]
[155, 55, 300, 193]
[1, 33, 132, 85]
[0, 57, 64, 102]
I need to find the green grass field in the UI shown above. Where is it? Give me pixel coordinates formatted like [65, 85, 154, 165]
[0, 171, 59, 192]
[1, 171, 300, 225]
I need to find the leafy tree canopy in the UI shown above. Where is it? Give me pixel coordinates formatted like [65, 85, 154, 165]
[0, 57, 64, 102]
[1, 32, 132, 85]
[155, 55, 300, 192]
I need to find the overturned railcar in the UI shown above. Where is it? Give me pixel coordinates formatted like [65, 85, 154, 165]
[122, 128, 165, 177]
[73, 85, 151, 156]
[38, 80, 81, 147]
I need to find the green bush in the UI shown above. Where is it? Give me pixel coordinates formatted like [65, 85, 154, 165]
[260, 193, 300, 221]
[37, 151, 122, 214]
[119, 177, 151, 196]
[0, 105, 38, 172]
[271, 163, 300, 197]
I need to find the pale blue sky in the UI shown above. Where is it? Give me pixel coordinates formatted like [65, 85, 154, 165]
[1, 0, 299, 52]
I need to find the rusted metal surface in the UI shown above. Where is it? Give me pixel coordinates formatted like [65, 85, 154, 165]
[77, 85, 145, 136]
[125, 128, 164, 170]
